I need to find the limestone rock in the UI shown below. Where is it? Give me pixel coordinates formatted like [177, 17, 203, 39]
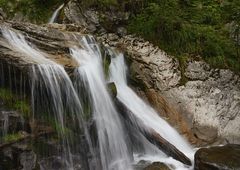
[98, 32, 240, 145]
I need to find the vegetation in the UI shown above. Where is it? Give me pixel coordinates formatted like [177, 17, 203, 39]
[0, 0, 65, 23]
[2, 132, 22, 143]
[127, 0, 240, 72]
[77, 0, 240, 72]
[0, 88, 30, 118]
[0, 0, 239, 72]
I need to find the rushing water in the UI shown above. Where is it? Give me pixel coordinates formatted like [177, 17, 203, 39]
[1, 25, 196, 170]
[109, 53, 195, 169]
[70, 36, 132, 170]
[49, 4, 64, 23]
[1, 27, 86, 170]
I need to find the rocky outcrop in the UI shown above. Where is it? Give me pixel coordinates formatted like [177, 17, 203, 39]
[194, 144, 240, 170]
[96, 33, 240, 145]
[0, 21, 81, 67]
[63, 0, 129, 35]
[61, 0, 240, 145]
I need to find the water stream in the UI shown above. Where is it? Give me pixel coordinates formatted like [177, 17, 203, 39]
[70, 36, 132, 170]
[0, 26, 196, 170]
[109, 52, 195, 169]
[1, 27, 85, 170]
[49, 4, 64, 24]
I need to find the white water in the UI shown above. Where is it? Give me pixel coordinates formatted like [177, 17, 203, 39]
[1, 28, 85, 170]
[1, 26, 196, 169]
[70, 36, 132, 170]
[1, 28, 51, 64]
[109, 53, 195, 169]
[49, 4, 64, 23]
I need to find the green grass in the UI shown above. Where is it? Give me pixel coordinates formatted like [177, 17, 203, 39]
[2, 132, 22, 143]
[0, 0, 239, 72]
[0, 88, 31, 118]
[127, 0, 240, 73]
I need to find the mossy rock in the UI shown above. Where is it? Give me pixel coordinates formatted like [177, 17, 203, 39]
[144, 162, 170, 170]
[107, 82, 117, 98]
[0, 88, 31, 119]
[194, 144, 240, 170]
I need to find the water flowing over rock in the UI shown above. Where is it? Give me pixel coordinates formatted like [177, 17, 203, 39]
[70, 36, 132, 170]
[61, 1, 240, 145]
[0, 3, 240, 167]
[97, 33, 240, 145]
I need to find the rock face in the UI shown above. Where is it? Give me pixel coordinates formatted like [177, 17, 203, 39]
[97, 33, 240, 145]
[0, 111, 24, 135]
[62, 0, 240, 145]
[194, 144, 240, 170]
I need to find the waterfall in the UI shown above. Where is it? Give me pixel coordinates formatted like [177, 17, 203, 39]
[49, 4, 64, 24]
[70, 36, 132, 170]
[1, 28, 86, 170]
[109, 53, 195, 169]
[0, 25, 196, 169]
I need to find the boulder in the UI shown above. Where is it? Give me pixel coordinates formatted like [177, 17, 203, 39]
[194, 144, 240, 170]
[144, 162, 170, 170]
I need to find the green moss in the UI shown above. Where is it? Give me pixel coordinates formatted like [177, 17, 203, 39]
[53, 122, 72, 137]
[177, 55, 190, 85]
[107, 82, 117, 98]
[100, 45, 111, 78]
[0, 88, 14, 101]
[0, 87, 31, 118]
[13, 101, 31, 118]
[82, 102, 91, 121]
[2, 132, 22, 143]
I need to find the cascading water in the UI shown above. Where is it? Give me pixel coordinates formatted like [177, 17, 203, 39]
[70, 36, 132, 170]
[1, 24, 196, 170]
[49, 4, 64, 23]
[1, 28, 86, 170]
[109, 53, 195, 169]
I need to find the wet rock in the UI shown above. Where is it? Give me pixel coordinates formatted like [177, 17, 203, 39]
[19, 150, 37, 170]
[194, 144, 240, 170]
[0, 143, 37, 170]
[134, 160, 151, 170]
[144, 162, 170, 170]
[0, 111, 24, 134]
[98, 33, 240, 145]
[108, 82, 117, 98]
[40, 156, 83, 170]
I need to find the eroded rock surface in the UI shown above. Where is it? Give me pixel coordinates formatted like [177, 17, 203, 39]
[62, 0, 240, 145]
[97, 33, 240, 145]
